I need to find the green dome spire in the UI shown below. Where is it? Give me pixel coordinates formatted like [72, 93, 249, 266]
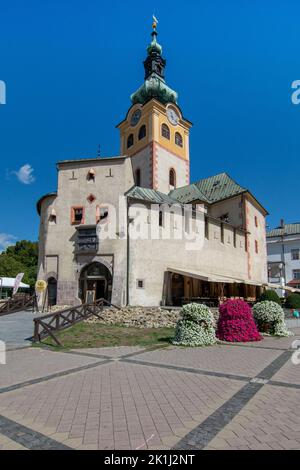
[130, 18, 178, 106]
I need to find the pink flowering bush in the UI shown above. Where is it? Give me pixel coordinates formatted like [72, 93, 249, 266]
[216, 299, 262, 342]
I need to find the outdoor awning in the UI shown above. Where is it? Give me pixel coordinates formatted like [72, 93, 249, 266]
[0, 277, 30, 288]
[167, 267, 262, 286]
[264, 282, 300, 293]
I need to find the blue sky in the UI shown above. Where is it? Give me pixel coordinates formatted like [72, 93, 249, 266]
[0, 0, 300, 250]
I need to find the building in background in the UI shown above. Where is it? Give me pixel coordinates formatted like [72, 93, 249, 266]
[267, 220, 300, 296]
[36, 22, 268, 307]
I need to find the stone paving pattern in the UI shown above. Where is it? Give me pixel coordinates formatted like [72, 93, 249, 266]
[0, 329, 299, 450]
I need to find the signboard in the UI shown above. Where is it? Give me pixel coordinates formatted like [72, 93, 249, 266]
[35, 280, 47, 292]
[13, 273, 24, 296]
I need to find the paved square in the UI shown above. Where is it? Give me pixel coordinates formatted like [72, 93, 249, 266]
[0, 328, 299, 450]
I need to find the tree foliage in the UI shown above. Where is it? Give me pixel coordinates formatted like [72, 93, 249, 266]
[0, 240, 38, 288]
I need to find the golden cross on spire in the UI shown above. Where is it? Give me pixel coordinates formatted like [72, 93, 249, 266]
[152, 14, 158, 30]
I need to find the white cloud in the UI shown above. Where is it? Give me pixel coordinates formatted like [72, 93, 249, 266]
[14, 164, 35, 184]
[0, 233, 17, 252]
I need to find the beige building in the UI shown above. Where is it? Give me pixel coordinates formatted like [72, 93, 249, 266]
[36, 24, 268, 308]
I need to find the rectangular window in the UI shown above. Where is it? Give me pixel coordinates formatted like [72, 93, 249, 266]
[255, 240, 259, 254]
[220, 223, 224, 243]
[136, 279, 144, 289]
[71, 206, 84, 224]
[205, 216, 209, 239]
[254, 216, 258, 227]
[233, 228, 237, 248]
[293, 269, 300, 280]
[159, 210, 163, 227]
[291, 249, 300, 260]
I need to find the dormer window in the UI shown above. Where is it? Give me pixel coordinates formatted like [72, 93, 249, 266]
[175, 132, 183, 147]
[161, 123, 170, 140]
[138, 125, 146, 140]
[127, 133, 134, 148]
[87, 168, 95, 181]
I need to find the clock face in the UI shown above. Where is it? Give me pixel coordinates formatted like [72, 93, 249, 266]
[167, 107, 179, 125]
[131, 109, 141, 126]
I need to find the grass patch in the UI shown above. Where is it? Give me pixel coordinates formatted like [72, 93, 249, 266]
[37, 322, 175, 350]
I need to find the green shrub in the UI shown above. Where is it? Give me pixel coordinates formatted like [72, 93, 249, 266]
[172, 303, 216, 347]
[259, 290, 281, 305]
[285, 293, 300, 309]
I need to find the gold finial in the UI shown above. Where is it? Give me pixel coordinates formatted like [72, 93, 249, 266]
[152, 14, 158, 30]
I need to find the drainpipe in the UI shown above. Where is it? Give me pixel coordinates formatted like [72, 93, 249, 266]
[126, 198, 130, 306]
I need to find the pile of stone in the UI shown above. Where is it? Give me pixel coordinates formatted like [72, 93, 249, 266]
[85, 306, 180, 329]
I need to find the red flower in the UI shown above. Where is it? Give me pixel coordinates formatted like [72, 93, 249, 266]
[217, 299, 262, 342]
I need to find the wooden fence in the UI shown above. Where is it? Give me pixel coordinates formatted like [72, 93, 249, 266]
[33, 298, 115, 346]
[0, 293, 37, 317]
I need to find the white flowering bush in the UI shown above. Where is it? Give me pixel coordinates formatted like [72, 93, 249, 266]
[252, 301, 291, 337]
[172, 303, 216, 346]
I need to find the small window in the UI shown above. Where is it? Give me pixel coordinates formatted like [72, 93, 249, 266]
[255, 240, 259, 254]
[291, 249, 300, 260]
[293, 269, 300, 280]
[254, 215, 258, 227]
[138, 125, 146, 140]
[87, 168, 95, 182]
[175, 132, 183, 147]
[159, 210, 163, 227]
[233, 228, 237, 247]
[205, 216, 209, 239]
[96, 206, 109, 224]
[161, 123, 170, 140]
[221, 223, 224, 243]
[49, 209, 56, 225]
[137, 279, 144, 289]
[127, 133, 134, 148]
[169, 168, 176, 189]
[71, 207, 84, 225]
[135, 168, 141, 186]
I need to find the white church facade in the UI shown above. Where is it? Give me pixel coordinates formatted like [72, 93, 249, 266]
[36, 22, 268, 307]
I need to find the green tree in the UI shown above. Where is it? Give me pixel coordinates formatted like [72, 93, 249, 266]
[0, 240, 38, 288]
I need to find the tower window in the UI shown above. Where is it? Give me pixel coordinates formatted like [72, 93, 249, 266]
[161, 123, 170, 140]
[71, 206, 84, 225]
[49, 209, 56, 225]
[254, 215, 258, 227]
[96, 206, 109, 224]
[87, 168, 95, 181]
[169, 168, 176, 189]
[127, 133, 134, 148]
[135, 168, 141, 186]
[138, 125, 146, 140]
[175, 132, 183, 147]
[255, 240, 259, 254]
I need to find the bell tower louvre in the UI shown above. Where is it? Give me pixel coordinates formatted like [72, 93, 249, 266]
[117, 18, 192, 194]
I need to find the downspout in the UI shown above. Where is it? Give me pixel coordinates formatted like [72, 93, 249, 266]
[126, 197, 130, 306]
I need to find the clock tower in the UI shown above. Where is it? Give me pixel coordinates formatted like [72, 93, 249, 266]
[117, 20, 192, 194]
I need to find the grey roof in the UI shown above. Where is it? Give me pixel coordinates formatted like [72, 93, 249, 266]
[126, 186, 181, 205]
[36, 192, 57, 215]
[57, 155, 127, 166]
[169, 172, 246, 204]
[267, 223, 300, 238]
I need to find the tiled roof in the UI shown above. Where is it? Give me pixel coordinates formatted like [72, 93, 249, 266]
[267, 223, 300, 238]
[126, 186, 181, 205]
[169, 172, 246, 204]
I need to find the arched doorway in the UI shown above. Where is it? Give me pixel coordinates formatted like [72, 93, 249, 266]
[47, 277, 57, 307]
[79, 262, 112, 303]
